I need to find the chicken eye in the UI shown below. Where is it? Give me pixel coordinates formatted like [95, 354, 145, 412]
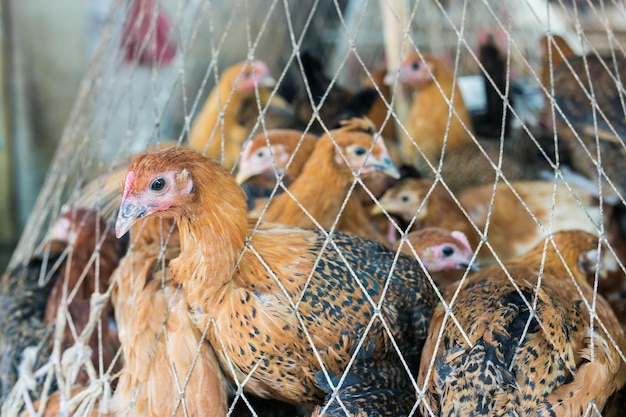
[400, 194, 410, 203]
[150, 177, 166, 192]
[442, 246, 454, 257]
[256, 150, 266, 158]
[411, 61, 420, 70]
[353, 146, 367, 156]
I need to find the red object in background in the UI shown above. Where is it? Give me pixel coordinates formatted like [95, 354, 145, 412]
[121, 0, 176, 66]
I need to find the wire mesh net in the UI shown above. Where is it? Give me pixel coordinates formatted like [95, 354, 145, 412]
[2, 0, 626, 416]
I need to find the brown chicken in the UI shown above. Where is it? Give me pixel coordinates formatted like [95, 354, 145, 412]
[189, 60, 290, 169]
[395, 227, 478, 289]
[259, 118, 399, 243]
[387, 52, 474, 168]
[373, 178, 475, 245]
[418, 230, 626, 416]
[113, 146, 436, 416]
[235, 129, 318, 186]
[7, 208, 123, 415]
[539, 34, 576, 97]
[388, 52, 544, 192]
[375, 177, 604, 265]
[550, 52, 626, 201]
[109, 216, 228, 417]
[281, 51, 373, 135]
[43, 207, 122, 387]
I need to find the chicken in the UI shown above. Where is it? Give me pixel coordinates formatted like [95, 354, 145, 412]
[189, 60, 290, 169]
[120, 0, 176, 67]
[418, 230, 626, 416]
[388, 52, 544, 191]
[282, 51, 353, 134]
[113, 145, 437, 415]
[1, 206, 126, 407]
[109, 216, 228, 417]
[387, 52, 474, 167]
[373, 178, 475, 245]
[375, 177, 603, 265]
[538, 34, 576, 100]
[43, 207, 123, 388]
[311, 347, 415, 417]
[260, 118, 399, 242]
[235, 129, 318, 186]
[0, 240, 66, 402]
[550, 52, 626, 201]
[9, 208, 123, 416]
[473, 30, 514, 139]
[395, 227, 478, 289]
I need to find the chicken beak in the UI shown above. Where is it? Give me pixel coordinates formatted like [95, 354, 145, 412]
[258, 73, 276, 88]
[459, 261, 480, 272]
[383, 69, 399, 85]
[235, 168, 254, 184]
[374, 157, 401, 179]
[115, 201, 148, 238]
[371, 204, 384, 215]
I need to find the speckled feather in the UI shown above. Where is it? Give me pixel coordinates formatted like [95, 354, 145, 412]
[117, 146, 437, 415]
[418, 230, 626, 416]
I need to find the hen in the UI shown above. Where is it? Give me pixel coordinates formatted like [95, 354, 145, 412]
[113, 146, 436, 415]
[387, 52, 474, 168]
[375, 177, 603, 265]
[418, 230, 626, 416]
[109, 216, 228, 417]
[538, 34, 576, 100]
[388, 53, 544, 191]
[236, 129, 318, 186]
[260, 118, 398, 243]
[474, 30, 514, 139]
[373, 178, 475, 246]
[550, 52, 626, 200]
[395, 227, 477, 289]
[189, 60, 290, 169]
[43, 207, 122, 388]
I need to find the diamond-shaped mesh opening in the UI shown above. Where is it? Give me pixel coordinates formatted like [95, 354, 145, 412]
[2, 0, 626, 416]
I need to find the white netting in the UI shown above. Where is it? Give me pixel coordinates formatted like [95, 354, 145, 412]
[2, 0, 626, 416]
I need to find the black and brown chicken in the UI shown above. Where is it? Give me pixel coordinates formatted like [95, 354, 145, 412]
[113, 145, 437, 416]
[550, 50, 626, 201]
[418, 230, 626, 416]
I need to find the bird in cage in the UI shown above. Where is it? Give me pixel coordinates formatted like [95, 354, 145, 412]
[189, 60, 299, 170]
[257, 118, 398, 243]
[109, 216, 229, 417]
[374, 176, 603, 266]
[236, 129, 318, 216]
[417, 229, 626, 416]
[394, 227, 478, 289]
[387, 52, 546, 192]
[113, 144, 437, 416]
